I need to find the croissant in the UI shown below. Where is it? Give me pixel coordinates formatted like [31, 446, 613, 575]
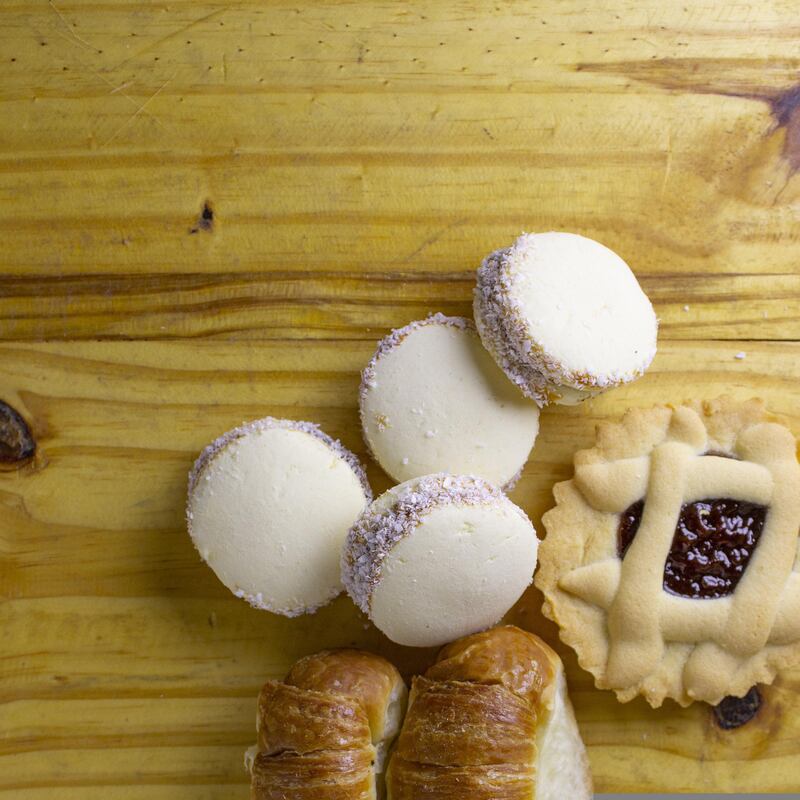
[386, 625, 592, 799]
[249, 649, 408, 799]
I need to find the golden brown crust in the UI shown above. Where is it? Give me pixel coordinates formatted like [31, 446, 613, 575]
[286, 649, 404, 742]
[387, 761, 533, 800]
[536, 397, 800, 707]
[393, 678, 537, 767]
[252, 750, 375, 800]
[430, 626, 556, 706]
[386, 625, 591, 798]
[251, 649, 406, 800]
[258, 682, 371, 755]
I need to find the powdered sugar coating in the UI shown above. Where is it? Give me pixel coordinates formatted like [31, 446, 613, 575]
[230, 587, 331, 618]
[474, 247, 555, 405]
[187, 417, 372, 615]
[359, 313, 473, 407]
[341, 473, 527, 614]
[474, 236, 657, 406]
[504, 464, 524, 493]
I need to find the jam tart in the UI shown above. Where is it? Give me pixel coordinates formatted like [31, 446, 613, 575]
[535, 398, 800, 707]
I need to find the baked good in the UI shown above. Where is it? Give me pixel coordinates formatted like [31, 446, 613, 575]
[360, 313, 540, 488]
[249, 648, 408, 799]
[342, 474, 538, 647]
[535, 398, 800, 707]
[386, 625, 593, 799]
[187, 417, 371, 616]
[473, 232, 658, 406]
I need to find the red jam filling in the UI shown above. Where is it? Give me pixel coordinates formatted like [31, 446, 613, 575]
[617, 498, 767, 599]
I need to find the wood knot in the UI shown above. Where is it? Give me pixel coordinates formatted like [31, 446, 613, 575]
[713, 686, 762, 730]
[190, 201, 215, 234]
[0, 400, 36, 465]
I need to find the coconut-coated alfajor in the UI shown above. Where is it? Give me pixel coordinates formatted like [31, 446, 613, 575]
[360, 313, 540, 489]
[474, 231, 658, 406]
[188, 417, 371, 617]
[341, 473, 538, 647]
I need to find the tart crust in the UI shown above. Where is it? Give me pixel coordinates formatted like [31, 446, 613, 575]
[535, 398, 800, 707]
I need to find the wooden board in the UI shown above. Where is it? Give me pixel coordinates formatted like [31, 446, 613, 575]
[1, 1, 800, 795]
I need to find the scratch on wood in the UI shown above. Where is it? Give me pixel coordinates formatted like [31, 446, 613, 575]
[58, 50, 159, 128]
[78, 63, 166, 134]
[48, 0, 98, 53]
[102, 74, 175, 147]
[110, 7, 230, 70]
[400, 218, 468, 264]
[660, 128, 673, 198]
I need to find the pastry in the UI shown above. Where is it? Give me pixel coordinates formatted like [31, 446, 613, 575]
[249, 648, 407, 799]
[473, 231, 658, 406]
[187, 417, 371, 617]
[342, 473, 538, 647]
[535, 398, 800, 707]
[386, 625, 593, 799]
[360, 313, 540, 489]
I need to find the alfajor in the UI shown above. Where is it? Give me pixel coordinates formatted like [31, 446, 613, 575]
[341, 473, 538, 647]
[360, 314, 540, 489]
[474, 232, 657, 406]
[187, 417, 371, 617]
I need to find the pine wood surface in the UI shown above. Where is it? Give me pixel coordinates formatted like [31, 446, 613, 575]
[1, 0, 800, 795]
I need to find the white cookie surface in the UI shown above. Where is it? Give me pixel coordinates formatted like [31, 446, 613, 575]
[188, 422, 370, 616]
[371, 502, 538, 647]
[508, 232, 657, 384]
[361, 316, 539, 487]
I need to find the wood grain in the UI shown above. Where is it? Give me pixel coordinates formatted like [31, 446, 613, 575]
[1, 1, 800, 340]
[0, 271, 799, 341]
[1, 0, 800, 795]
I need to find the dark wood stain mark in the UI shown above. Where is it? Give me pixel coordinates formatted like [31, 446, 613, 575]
[189, 201, 214, 234]
[576, 58, 800, 174]
[574, 57, 798, 98]
[770, 85, 800, 172]
[0, 401, 36, 465]
[713, 686, 763, 729]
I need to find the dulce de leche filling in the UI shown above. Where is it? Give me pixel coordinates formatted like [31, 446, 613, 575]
[617, 498, 768, 600]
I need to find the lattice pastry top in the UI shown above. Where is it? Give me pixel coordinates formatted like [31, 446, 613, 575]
[535, 398, 800, 707]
